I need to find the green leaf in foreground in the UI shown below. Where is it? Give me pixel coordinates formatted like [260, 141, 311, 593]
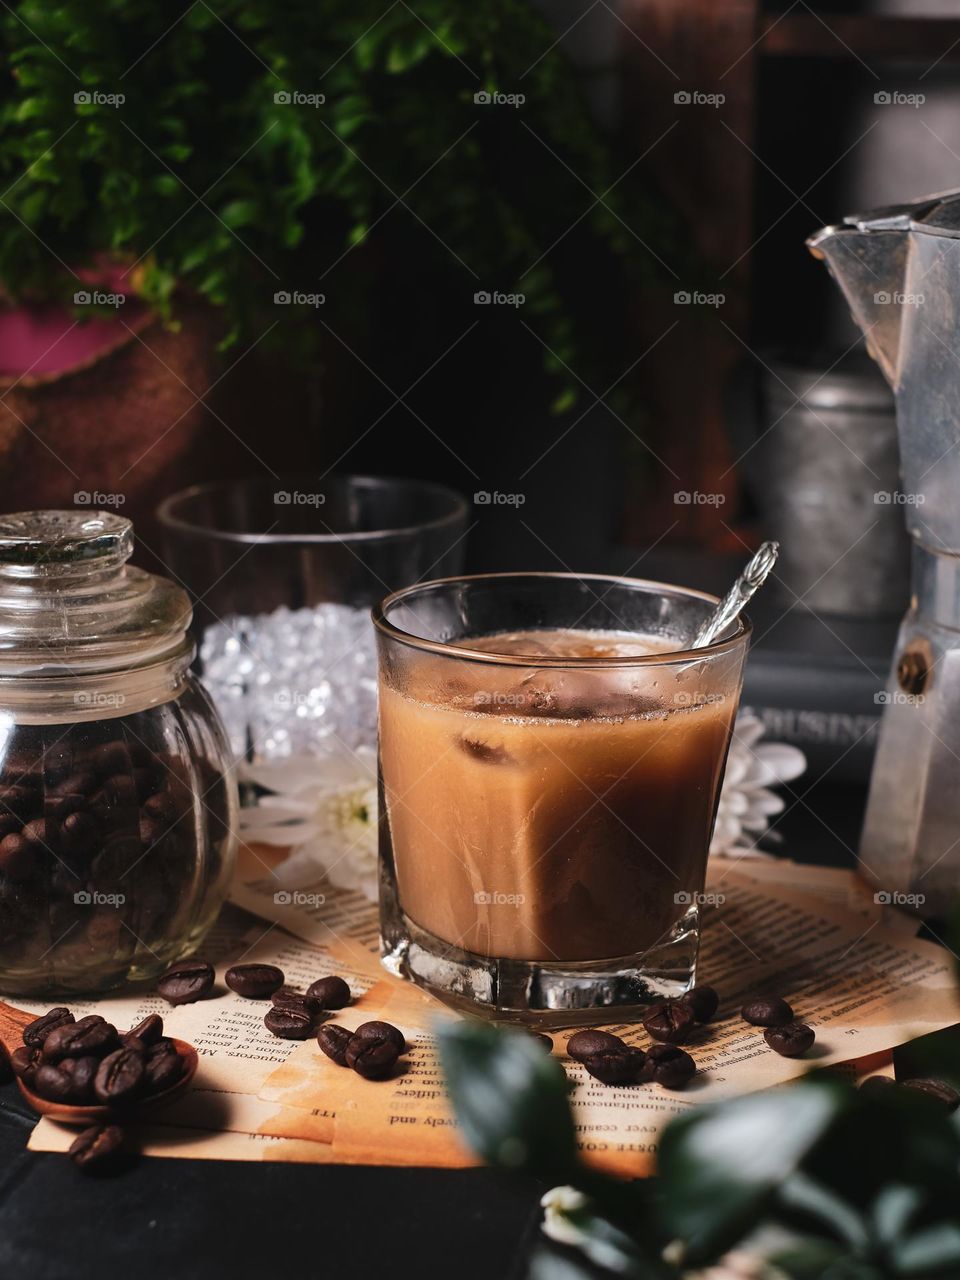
[657, 1080, 848, 1266]
[438, 1020, 578, 1180]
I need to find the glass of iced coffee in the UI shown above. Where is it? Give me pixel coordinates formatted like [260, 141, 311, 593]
[373, 572, 750, 1025]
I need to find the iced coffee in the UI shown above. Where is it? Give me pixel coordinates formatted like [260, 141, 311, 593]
[374, 574, 750, 1021]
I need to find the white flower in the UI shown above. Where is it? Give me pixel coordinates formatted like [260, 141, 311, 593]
[239, 743, 378, 900]
[710, 712, 806, 857]
[541, 1186, 591, 1247]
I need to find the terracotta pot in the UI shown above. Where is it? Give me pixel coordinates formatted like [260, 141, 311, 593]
[0, 292, 225, 564]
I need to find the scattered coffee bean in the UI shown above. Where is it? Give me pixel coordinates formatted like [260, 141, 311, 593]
[902, 1077, 960, 1112]
[640, 1043, 696, 1089]
[305, 975, 351, 1009]
[93, 1046, 146, 1105]
[156, 959, 214, 1006]
[353, 1021, 407, 1055]
[225, 963, 285, 999]
[764, 1022, 815, 1058]
[530, 1033, 553, 1052]
[317, 1024, 354, 1066]
[69, 1124, 124, 1173]
[345, 1033, 400, 1080]
[42, 1015, 117, 1062]
[681, 985, 719, 1023]
[10, 1045, 39, 1083]
[271, 990, 324, 1019]
[22, 1007, 75, 1049]
[566, 1030, 625, 1061]
[642, 1000, 695, 1044]
[33, 1062, 75, 1102]
[583, 1046, 646, 1085]
[124, 1014, 163, 1047]
[741, 996, 794, 1028]
[264, 1006, 315, 1040]
[859, 1075, 898, 1098]
[143, 1041, 183, 1092]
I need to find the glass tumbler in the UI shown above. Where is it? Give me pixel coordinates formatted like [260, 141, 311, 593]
[158, 475, 468, 761]
[374, 572, 750, 1026]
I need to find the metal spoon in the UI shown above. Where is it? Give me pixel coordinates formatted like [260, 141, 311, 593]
[692, 541, 779, 649]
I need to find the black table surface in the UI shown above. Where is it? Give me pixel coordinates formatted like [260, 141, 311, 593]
[0, 782, 868, 1280]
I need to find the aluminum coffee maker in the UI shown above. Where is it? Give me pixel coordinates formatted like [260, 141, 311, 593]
[809, 191, 960, 917]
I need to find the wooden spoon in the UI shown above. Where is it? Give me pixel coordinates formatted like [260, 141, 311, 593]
[0, 998, 198, 1125]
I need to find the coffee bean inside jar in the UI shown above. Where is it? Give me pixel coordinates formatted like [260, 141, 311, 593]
[0, 512, 238, 996]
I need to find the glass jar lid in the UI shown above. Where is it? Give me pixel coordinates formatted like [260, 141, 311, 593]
[0, 511, 192, 675]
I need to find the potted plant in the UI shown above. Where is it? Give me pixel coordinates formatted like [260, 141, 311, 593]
[0, 0, 676, 535]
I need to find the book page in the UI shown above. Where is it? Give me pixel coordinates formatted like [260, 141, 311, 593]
[28, 1116, 336, 1164]
[10, 902, 374, 1138]
[258, 868, 960, 1176]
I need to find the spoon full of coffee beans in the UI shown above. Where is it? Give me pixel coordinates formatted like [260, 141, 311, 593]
[0, 998, 198, 1124]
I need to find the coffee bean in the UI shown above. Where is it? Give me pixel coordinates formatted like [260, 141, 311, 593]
[95, 774, 138, 808]
[51, 771, 97, 798]
[530, 1032, 553, 1052]
[642, 1000, 695, 1044]
[305, 975, 352, 1009]
[680, 984, 719, 1023]
[226, 963, 285, 999]
[42, 1015, 118, 1062]
[271, 990, 323, 1019]
[69, 1124, 124, 1173]
[23, 1006, 75, 1049]
[124, 1014, 163, 1047]
[10, 1045, 39, 1083]
[567, 1030, 625, 1061]
[66, 1056, 99, 1104]
[0, 833, 35, 880]
[345, 1033, 400, 1080]
[317, 1024, 354, 1066]
[0, 783, 39, 823]
[143, 1041, 183, 1091]
[94, 1046, 145, 1105]
[34, 1062, 75, 1102]
[859, 1075, 898, 1098]
[742, 996, 794, 1028]
[583, 1047, 646, 1085]
[902, 1077, 960, 1112]
[764, 1022, 815, 1058]
[143, 791, 178, 824]
[264, 1006, 314, 1039]
[22, 817, 58, 850]
[156, 959, 214, 1005]
[353, 1021, 406, 1055]
[639, 1043, 696, 1089]
[60, 810, 98, 856]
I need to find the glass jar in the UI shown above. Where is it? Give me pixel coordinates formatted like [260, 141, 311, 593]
[0, 511, 238, 996]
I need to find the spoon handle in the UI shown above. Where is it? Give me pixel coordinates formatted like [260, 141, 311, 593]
[693, 541, 779, 649]
[0, 999, 33, 1055]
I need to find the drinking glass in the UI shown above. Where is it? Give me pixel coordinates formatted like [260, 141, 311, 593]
[157, 475, 468, 761]
[374, 572, 750, 1025]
